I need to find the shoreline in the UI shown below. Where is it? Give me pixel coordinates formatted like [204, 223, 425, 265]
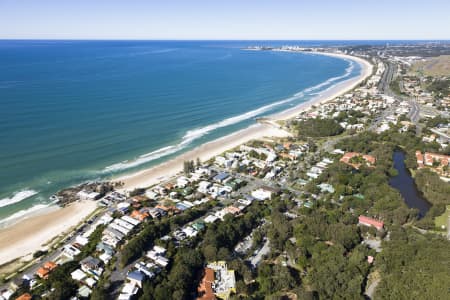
[0, 51, 372, 266]
[0, 200, 97, 266]
[118, 51, 373, 190]
[118, 124, 292, 189]
[274, 51, 373, 120]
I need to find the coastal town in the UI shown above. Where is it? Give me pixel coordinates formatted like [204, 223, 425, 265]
[1, 43, 450, 300]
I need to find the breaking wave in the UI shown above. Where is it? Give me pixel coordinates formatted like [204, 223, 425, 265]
[103, 59, 357, 172]
[0, 190, 38, 208]
[0, 203, 53, 228]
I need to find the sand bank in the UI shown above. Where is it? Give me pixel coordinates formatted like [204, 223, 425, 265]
[0, 200, 97, 266]
[118, 124, 291, 190]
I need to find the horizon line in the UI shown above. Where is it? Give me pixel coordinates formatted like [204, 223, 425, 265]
[1, 38, 450, 42]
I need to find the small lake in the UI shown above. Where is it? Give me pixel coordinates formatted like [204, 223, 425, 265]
[389, 150, 431, 217]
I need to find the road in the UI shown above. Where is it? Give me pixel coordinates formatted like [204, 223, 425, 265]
[378, 61, 395, 95]
[371, 60, 421, 133]
[409, 99, 420, 123]
[398, 77, 421, 125]
[0, 211, 101, 291]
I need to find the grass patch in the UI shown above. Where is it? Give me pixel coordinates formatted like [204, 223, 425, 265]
[411, 55, 450, 77]
[435, 205, 450, 229]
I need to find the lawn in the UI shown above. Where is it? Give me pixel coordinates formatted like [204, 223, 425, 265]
[435, 205, 450, 229]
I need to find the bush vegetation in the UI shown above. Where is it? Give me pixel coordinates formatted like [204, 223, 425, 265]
[292, 118, 344, 138]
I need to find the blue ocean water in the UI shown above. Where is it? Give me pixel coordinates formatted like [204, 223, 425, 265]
[0, 40, 361, 225]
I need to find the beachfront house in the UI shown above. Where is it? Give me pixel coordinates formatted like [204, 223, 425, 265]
[77, 190, 101, 201]
[35, 261, 58, 279]
[63, 244, 82, 258]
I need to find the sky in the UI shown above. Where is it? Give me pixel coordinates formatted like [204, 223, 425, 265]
[0, 0, 449, 40]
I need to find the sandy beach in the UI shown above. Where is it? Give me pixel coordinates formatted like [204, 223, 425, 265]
[274, 52, 373, 120]
[0, 51, 372, 267]
[118, 52, 373, 190]
[0, 200, 97, 266]
[119, 124, 292, 189]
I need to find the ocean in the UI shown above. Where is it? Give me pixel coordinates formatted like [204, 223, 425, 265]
[0, 40, 361, 226]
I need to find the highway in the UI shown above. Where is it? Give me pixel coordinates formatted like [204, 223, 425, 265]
[378, 61, 395, 95]
[409, 99, 421, 123]
[373, 60, 421, 132]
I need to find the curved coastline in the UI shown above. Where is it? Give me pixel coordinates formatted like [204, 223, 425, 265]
[117, 51, 373, 189]
[0, 51, 373, 266]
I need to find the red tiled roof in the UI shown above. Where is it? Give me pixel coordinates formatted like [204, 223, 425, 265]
[43, 261, 57, 270]
[130, 210, 149, 221]
[362, 154, 376, 165]
[36, 267, 50, 279]
[340, 152, 376, 169]
[225, 206, 241, 214]
[424, 152, 449, 167]
[358, 215, 384, 230]
[197, 268, 216, 300]
[16, 293, 32, 300]
[416, 151, 424, 168]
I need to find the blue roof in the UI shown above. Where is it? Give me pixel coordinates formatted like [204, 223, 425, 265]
[214, 172, 229, 181]
[176, 203, 189, 210]
[127, 270, 145, 281]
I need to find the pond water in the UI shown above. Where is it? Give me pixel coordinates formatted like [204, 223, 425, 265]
[389, 150, 431, 217]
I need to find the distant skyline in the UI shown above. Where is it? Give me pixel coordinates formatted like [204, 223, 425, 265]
[1, 0, 450, 40]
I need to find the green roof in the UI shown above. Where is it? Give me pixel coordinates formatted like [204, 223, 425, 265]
[192, 222, 205, 230]
[304, 201, 313, 208]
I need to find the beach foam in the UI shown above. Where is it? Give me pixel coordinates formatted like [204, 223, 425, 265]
[298, 59, 355, 95]
[0, 190, 38, 208]
[104, 145, 181, 172]
[104, 96, 300, 172]
[0, 203, 53, 228]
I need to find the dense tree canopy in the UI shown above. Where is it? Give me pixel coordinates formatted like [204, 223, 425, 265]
[292, 118, 344, 138]
[376, 227, 450, 300]
[414, 169, 450, 229]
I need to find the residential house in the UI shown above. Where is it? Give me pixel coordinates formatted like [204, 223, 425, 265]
[340, 152, 376, 169]
[197, 268, 216, 300]
[358, 215, 384, 231]
[127, 271, 145, 288]
[35, 261, 57, 279]
[80, 256, 102, 274]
